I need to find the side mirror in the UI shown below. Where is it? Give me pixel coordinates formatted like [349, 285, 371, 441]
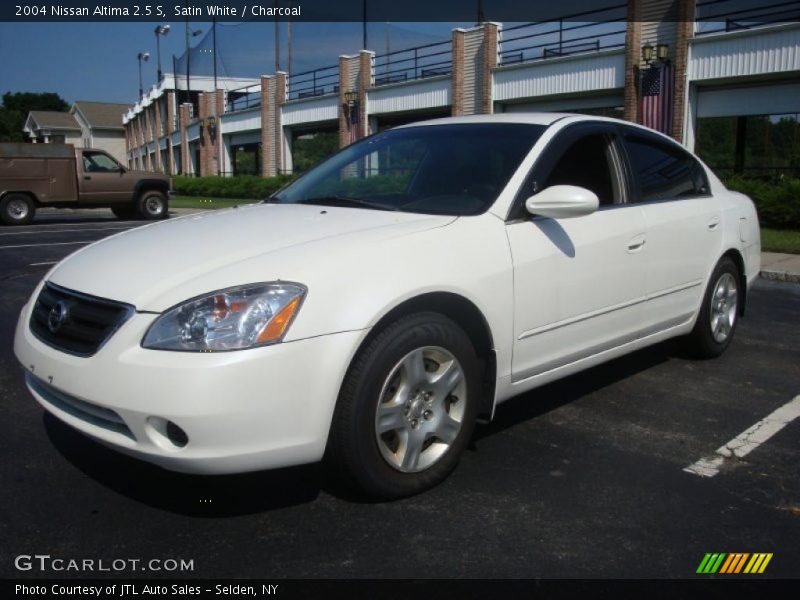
[525, 185, 599, 219]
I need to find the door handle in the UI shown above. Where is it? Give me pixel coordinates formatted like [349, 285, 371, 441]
[707, 216, 720, 231]
[627, 234, 646, 253]
[83, 175, 92, 180]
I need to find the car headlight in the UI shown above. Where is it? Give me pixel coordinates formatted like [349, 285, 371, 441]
[142, 282, 306, 351]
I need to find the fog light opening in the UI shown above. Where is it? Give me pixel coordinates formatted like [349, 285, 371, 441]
[166, 420, 189, 448]
[145, 416, 189, 451]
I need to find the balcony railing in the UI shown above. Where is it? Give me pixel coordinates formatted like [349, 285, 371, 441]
[695, 0, 800, 35]
[287, 64, 339, 100]
[498, 3, 627, 66]
[226, 85, 262, 113]
[373, 40, 453, 87]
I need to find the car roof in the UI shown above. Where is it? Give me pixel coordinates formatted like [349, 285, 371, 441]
[394, 113, 580, 128]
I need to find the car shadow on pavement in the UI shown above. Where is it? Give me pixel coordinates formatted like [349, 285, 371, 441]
[472, 339, 680, 444]
[43, 413, 323, 517]
[42, 339, 684, 513]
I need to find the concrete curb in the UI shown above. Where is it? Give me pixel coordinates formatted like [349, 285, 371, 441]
[760, 270, 800, 284]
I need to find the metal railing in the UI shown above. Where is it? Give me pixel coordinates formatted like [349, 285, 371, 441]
[226, 85, 262, 113]
[373, 40, 453, 87]
[695, 0, 800, 35]
[498, 3, 627, 66]
[287, 64, 339, 100]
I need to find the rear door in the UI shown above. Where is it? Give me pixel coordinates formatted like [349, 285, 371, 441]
[78, 150, 130, 204]
[506, 122, 649, 383]
[619, 128, 722, 336]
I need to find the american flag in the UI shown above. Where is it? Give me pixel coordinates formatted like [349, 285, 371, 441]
[640, 63, 673, 134]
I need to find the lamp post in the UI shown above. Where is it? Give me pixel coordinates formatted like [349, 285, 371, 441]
[137, 52, 150, 99]
[154, 24, 171, 83]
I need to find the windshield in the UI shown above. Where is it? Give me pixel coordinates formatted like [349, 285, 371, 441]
[272, 123, 546, 216]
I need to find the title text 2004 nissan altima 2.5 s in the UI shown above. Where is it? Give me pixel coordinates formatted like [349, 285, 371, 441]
[14, 114, 760, 499]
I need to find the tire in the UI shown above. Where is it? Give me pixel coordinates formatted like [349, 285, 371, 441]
[137, 190, 168, 220]
[685, 257, 741, 359]
[111, 206, 138, 220]
[326, 312, 480, 499]
[1, 193, 35, 226]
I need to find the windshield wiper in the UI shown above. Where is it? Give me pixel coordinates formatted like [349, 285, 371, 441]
[263, 196, 283, 204]
[296, 195, 397, 211]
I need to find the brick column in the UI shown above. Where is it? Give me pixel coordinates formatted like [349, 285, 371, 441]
[275, 72, 287, 174]
[153, 99, 163, 173]
[672, 0, 695, 143]
[358, 51, 374, 138]
[260, 75, 276, 176]
[623, 0, 642, 124]
[451, 29, 465, 116]
[481, 23, 500, 115]
[338, 55, 351, 148]
[179, 103, 191, 175]
[166, 91, 176, 133]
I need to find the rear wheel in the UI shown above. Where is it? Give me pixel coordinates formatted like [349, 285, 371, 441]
[685, 257, 740, 358]
[137, 191, 168, 220]
[326, 312, 480, 499]
[1, 193, 35, 226]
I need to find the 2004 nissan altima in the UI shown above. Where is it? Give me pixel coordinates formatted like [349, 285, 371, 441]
[14, 114, 760, 498]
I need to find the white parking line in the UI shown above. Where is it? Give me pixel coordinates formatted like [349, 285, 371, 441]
[0, 241, 92, 250]
[0, 226, 133, 237]
[684, 395, 800, 477]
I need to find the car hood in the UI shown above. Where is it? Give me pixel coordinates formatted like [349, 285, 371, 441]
[48, 203, 455, 310]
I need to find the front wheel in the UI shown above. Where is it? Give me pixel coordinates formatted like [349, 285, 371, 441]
[326, 312, 480, 499]
[685, 257, 741, 358]
[1, 193, 35, 226]
[137, 191, 168, 220]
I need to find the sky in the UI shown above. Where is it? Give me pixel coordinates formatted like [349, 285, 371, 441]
[0, 21, 466, 107]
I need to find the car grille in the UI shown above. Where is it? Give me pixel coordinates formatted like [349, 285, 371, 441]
[29, 282, 134, 357]
[26, 373, 135, 441]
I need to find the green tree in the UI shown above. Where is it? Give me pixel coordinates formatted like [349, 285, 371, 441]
[0, 91, 70, 142]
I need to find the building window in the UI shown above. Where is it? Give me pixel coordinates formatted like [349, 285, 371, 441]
[232, 143, 261, 176]
[695, 113, 800, 179]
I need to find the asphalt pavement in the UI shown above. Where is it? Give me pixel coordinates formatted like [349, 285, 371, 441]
[1, 210, 798, 580]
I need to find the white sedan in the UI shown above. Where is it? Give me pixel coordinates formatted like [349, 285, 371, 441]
[14, 114, 760, 498]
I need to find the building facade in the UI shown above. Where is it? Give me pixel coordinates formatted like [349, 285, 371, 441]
[123, 0, 800, 180]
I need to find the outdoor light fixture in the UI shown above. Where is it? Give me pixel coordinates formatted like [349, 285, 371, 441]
[642, 42, 670, 65]
[641, 43, 655, 64]
[343, 90, 359, 106]
[137, 52, 150, 99]
[154, 24, 171, 83]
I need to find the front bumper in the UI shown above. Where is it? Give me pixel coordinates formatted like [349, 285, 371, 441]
[14, 295, 363, 474]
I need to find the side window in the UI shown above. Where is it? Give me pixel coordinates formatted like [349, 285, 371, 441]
[625, 136, 709, 202]
[541, 133, 620, 207]
[82, 151, 120, 173]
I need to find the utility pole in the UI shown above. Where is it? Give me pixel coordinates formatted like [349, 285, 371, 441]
[274, 1, 281, 72]
[362, 0, 368, 49]
[212, 16, 218, 90]
[287, 6, 292, 76]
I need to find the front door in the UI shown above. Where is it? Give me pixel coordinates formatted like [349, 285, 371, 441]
[78, 150, 131, 204]
[507, 124, 649, 383]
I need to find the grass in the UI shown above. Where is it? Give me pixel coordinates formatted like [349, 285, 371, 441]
[169, 195, 261, 209]
[170, 197, 800, 256]
[761, 228, 800, 254]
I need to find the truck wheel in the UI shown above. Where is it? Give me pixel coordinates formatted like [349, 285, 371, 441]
[1, 193, 35, 226]
[111, 206, 138, 220]
[137, 191, 168, 220]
